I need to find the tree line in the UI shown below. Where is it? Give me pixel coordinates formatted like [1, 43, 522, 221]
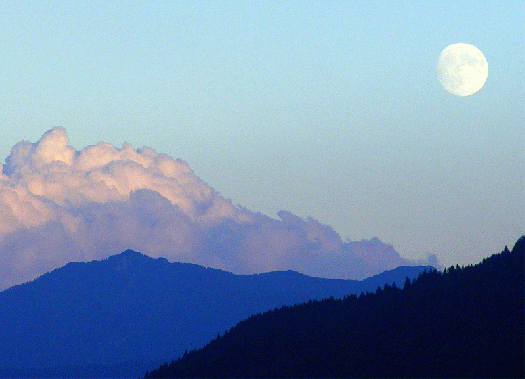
[145, 236, 524, 378]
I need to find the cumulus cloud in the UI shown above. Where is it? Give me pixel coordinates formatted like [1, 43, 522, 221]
[0, 127, 420, 290]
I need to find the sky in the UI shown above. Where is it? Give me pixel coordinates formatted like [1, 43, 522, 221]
[0, 0, 523, 272]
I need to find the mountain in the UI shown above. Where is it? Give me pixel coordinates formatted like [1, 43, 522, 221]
[145, 236, 525, 378]
[0, 250, 431, 378]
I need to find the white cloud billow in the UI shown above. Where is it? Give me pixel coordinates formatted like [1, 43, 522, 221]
[0, 128, 418, 290]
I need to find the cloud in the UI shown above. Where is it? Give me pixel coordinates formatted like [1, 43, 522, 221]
[0, 128, 423, 290]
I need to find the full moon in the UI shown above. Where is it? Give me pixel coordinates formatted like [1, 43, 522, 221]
[437, 43, 488, 97]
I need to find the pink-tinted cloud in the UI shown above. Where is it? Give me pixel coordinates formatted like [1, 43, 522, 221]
[0, 128, 422, 290]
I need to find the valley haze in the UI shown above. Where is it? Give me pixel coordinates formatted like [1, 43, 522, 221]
[0, 128, 434, 290]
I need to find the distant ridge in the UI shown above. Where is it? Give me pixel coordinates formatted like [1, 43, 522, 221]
[0, 250, 431, 378]
[145, 236, 525, 378]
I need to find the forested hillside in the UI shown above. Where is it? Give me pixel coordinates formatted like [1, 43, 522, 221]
[146, 236, 524, 378]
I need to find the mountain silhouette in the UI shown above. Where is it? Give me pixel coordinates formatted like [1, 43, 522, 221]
[0, 250, 431, 378]
[145, 236, 524, 378]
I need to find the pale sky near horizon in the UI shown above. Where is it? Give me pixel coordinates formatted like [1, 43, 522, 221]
[0, 0, 523, 268]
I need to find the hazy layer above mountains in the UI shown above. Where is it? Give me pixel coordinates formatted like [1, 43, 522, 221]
[0, 249, 432, 378]
[0, 128, 435, 290]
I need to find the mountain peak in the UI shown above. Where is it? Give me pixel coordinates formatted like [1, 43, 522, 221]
[104, 249, 165, 270]
[119, 249, 149, 259]
[106, 249, 151, 262]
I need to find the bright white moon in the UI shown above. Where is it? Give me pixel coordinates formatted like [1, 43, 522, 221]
[437, 43, 488, 97]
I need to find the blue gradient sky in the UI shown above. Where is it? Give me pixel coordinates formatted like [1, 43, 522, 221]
[0, 0, 523, 267]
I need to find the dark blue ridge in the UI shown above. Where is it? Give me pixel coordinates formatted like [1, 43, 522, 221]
[0, 249, 432, 378]
[145, 236, 525, 379]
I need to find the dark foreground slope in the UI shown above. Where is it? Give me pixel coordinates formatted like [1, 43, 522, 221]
[0, 250, 429, 378]
[146, 236, 525, 378]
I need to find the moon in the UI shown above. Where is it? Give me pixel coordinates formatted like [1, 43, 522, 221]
[437, 43, 488, 97]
